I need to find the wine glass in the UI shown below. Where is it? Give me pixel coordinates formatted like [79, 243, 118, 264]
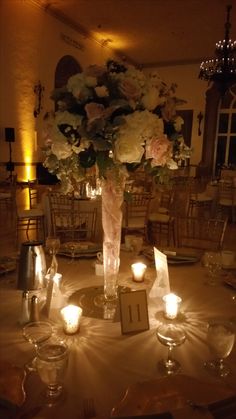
[35, 340, 68, 405]
[204, 251, 222, 285]
[68, 242, 76, 264]
[204, 319, 235, 377]
[46, 236, 61, 256]
[23, 321, 53, 371]
[156, 323, 186, 375]
[46, 236, 61, 274]
[130, 236, 143, 260]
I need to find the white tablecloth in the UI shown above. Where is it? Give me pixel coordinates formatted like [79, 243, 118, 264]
[0, 251, 236, 418]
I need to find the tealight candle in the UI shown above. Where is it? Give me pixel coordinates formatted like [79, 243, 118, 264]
[131, 262, 147, 282]
[163, 293, 182, 320]
[61, 305, 82, 334]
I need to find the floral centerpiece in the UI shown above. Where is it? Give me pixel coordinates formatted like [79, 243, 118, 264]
[43, 59, 190, 302]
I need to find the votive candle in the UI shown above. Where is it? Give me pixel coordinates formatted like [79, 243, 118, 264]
[61, 305, 82, 334]
[131, 262, 147, 282]
[163, 293, 182, 319]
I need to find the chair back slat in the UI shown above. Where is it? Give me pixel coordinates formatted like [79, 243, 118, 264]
[176, 216, 227, 251]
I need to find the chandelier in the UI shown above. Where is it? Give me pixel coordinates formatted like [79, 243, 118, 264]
[199, 5, 236, 95]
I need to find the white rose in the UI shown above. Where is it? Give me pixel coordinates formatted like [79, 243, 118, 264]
[85, 76, 97, 87]
[114, 138, 144, 163]
[167, 159, 178, 170]
[52, 138, 73, 159]
[95, 85, 109, 97]
[141, 88, 159, 111]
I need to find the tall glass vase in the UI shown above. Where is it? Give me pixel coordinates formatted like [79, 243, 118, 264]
[102, 174, 125, 301]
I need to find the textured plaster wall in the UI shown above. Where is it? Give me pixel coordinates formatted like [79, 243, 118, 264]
[150, 64, 208, 166]
[0, 0, 114, 180]
[0, 0, 207, 180]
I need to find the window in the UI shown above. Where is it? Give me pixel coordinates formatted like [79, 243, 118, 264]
[214, 87, 236, 176]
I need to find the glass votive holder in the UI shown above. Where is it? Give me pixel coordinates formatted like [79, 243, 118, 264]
[61, 305, 82, 334]
[131, 262, 147, 282]
[163, 293, 182, 320]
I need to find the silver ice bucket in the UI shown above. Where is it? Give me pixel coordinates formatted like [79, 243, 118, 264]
[17, 241, 47, 290]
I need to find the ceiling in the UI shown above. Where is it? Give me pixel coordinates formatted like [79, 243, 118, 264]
[31, 0, 236, 68]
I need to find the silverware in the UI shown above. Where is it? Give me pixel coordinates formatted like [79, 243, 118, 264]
[83, 398, 96, 418]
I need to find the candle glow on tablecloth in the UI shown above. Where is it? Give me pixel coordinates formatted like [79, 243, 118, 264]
[131, 262, 147, 282]
[61, 305, 82, 334]
[163, 293, 181, 319]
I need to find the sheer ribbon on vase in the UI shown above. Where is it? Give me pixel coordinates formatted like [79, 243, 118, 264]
[95, 169, 126, 306]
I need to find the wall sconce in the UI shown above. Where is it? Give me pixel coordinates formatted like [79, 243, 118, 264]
[33, 81, 44, 118]
[197, 112, 204, 136]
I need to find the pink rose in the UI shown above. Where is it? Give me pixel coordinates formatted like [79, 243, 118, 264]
[85, 102, 104, 122]
[146, 135, 172, 166]
[119, 78, 140, 100]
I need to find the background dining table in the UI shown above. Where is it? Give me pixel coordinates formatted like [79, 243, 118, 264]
[42, 193, 103, 242]
[0, 248, 236, 418]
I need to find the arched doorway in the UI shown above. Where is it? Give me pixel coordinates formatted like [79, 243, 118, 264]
[55, 55, 82, 88]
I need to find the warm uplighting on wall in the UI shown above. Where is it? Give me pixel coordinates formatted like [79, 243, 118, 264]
[93, 31, 128, 50]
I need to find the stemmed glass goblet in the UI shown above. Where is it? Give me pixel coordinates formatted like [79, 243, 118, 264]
[35, 340, 68, 406]
[204, 319, 235, 377]
[45, 236, 61, 274]
[204, 251, 222, 286]
[156, 323, 186, 375]
[23, 321, 53, 371]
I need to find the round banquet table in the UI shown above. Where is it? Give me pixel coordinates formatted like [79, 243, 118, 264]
[0, 250, 236, 418]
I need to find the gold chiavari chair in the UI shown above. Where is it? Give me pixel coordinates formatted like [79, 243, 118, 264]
[0, 174, 17, 214]
[48, 191, 74, 235]
[51, 208, 97, 243]
[175, 216, 228, 251]
[147, 186, 188, 246]
[216, 180, 236, 223]
[187, 177, 213, 218]
[15, 199, 45, 246]
[123, 192, 151, 241]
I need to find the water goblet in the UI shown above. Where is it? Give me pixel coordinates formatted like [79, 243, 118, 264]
[204, 319, 235, 377]
[156, 323, 186, 375]
[68, 242, 76, 264]
[46, 236, 61, 273]
[130, 236, 143, 259]
[23, 321, 53, 371]
[46, 236, 61, 256]
[35, 340, 68, 405]
[204, 251, 222, 285]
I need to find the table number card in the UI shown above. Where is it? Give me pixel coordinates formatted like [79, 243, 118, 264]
[149, 247, 170, 299]
[119, 290, 149, 334]
[43, 272, 65, 317]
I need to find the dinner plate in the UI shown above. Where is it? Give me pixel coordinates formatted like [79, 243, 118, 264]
[58, 241, 102, 258]
[166, 254, 199, 265]
[111, 375, 235, 417]
[142, 248, 199, 265]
